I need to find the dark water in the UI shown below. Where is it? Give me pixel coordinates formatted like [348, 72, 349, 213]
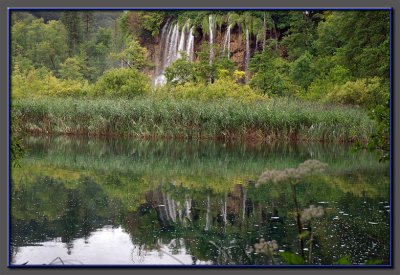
[10, 137, 390, 266]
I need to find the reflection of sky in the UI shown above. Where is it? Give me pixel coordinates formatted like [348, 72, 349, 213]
[12, 226, 211, 266]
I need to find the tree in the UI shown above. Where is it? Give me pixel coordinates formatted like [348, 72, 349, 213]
[281, 11, 322, 60]
[111, 36, 149, 71]
[91, 68, 150, 98]
[80, 27, 113, 82]
[289, 51, 316, 90]
[11, 18, 69, 73]
[165, 53, 196, 85]
[80, 11, 94, 41]
[61, 11, 83, 55]
[59, 57, 85, 80]
[249, 51, 293, 96]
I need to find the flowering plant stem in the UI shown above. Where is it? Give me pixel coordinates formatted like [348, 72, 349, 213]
[290, 181, 305, 259]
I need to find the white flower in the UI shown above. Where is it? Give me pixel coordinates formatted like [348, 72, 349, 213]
[256, 159, 328, 186]
[300, 205, 324, 223]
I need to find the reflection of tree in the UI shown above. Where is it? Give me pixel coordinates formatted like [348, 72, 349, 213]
[60, 190, 80, 254]
[11, 149, 389, 265]
[11, 175, 124, 254]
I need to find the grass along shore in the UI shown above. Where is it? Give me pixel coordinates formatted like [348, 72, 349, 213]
[13, 97, 374, 142]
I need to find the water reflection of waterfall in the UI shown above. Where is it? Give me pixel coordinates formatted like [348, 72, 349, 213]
[242, 186, 247, 220]
[205, 194, 211, 231]
[154, 20, 194, 86]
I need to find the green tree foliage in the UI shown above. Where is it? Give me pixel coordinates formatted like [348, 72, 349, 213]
[80, 11, 94, 40]
[111, 36, 149, 71]
[289, 51, 316, 90]
[304, 65, 350, 101]
[127, 11, 166, 38]
[59, 57, 85, 80]
[12, 64, 89, 98]
[333, 11, 390, 80]
[60, 11, 83, 55]
[164, 54, 196, 85]
[91, 68, 150, 98]
[281, 11, 322, 60]
[249, 51, 294, 96]
[80, 27, 114, 81]
[325, 77, 387, 107]
[11, 18, 69, 72]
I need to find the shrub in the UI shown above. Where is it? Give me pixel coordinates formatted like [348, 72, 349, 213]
[325, 77, 387, 107]
[91, 68, 150, 98]
[300, 65, 350, 101]
[11, 65, 89, 99]
[164, 54, 196, 85]
[169, 78, 266, 102]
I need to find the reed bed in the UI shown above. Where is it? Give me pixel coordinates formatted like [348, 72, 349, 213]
[13, 97, 374, 142]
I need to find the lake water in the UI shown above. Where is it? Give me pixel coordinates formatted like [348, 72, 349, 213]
[10, 137, 390, 266]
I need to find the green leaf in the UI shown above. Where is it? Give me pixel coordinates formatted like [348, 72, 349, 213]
[335, 255, 352, 265]
[365, 259, 383, 265]
[280, 252, 305, 265]
[298, 230, 310, 240]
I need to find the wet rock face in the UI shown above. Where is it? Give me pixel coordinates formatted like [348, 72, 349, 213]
[140, 19, 252, 82]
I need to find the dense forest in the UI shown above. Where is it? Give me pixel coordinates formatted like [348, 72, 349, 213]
[10, 10, 390, 162]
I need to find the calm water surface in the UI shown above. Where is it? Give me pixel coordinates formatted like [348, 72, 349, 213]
[10, 137, 390, 265]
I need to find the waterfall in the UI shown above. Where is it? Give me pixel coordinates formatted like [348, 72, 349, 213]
[222, 16, 231, 58]
[155, 19, 171, 78]
[245, 28, 250, 77]
[244, 28, 252, 82]
[186, 27, 195, 61]
[177, 23, 186, 59]
[222, 24, 231, 58]
[165, 24, 179, 68]
[154, 20, 194, 85]
[209, 15, 214, 65]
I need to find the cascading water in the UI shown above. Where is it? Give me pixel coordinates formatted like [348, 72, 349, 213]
[165, 24, 179, 68]
[209, 15, 214, 65]
[155, 18, 171, 78]
[186, 27, 195, 61]
[176, 23, 186, 59]
[245, 28, 251, 80]
[222, 16, 231, 58]
[154, 20, 195, 85]
[222, 24, 231, 58]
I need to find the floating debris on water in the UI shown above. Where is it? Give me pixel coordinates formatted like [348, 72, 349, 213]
[333, 216, 339, 220]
